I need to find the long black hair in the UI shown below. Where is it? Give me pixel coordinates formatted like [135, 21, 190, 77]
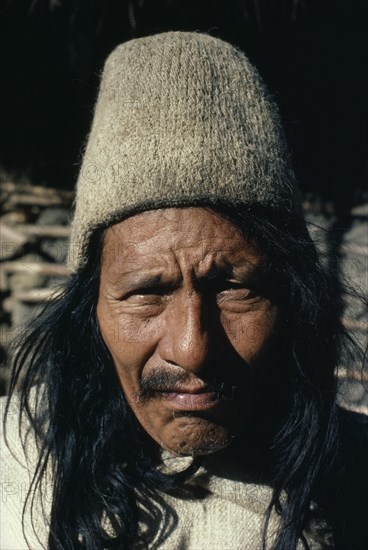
[5, 205, 365, 549]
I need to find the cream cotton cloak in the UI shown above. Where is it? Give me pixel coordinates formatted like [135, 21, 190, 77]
[0, 395, 331, 549]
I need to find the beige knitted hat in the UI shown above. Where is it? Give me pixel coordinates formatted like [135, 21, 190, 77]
[68, 31, 301, 272]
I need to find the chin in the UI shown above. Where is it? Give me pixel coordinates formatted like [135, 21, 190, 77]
[162, 416, 235, 456]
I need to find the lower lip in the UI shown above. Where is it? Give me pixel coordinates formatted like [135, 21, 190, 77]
[162, 391, 225, 411]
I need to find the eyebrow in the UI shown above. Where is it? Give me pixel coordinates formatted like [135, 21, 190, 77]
[108, 271, 179, 291]
[109, 262, 269, 292]
[203, 260, 268, 277]
[229, 263, 270, 280]
[127, 274, 174, 288]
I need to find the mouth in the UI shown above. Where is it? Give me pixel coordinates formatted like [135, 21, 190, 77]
[138, 369, 243, 409]
[161, 388, 228, 411]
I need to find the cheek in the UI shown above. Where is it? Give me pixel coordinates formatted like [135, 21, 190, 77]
[96, 302, 135, 388]
[222, 307, 280, 364]
[96, 302, 167, 411]
[97, 298, 159, 363]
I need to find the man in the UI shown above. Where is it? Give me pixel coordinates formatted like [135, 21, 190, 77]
[1, 31, 347, 548]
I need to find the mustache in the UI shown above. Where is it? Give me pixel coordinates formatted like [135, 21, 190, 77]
[138, 362, 249, 402]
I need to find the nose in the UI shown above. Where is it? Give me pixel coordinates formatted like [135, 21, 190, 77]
[158, 291, 222, 374]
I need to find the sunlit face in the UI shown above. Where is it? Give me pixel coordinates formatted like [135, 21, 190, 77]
[97, 207, 281, 456]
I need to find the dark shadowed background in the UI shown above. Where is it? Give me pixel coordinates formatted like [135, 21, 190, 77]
[1, 0, 367, 204]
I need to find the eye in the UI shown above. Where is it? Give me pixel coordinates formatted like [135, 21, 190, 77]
[218, 284, 257, 299]
[216, 282, 261, 311]
[120, 285, 170, 315]
[126, 292, 163, 304]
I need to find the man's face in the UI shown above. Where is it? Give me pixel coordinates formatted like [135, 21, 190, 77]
[97, 208, 280, 456]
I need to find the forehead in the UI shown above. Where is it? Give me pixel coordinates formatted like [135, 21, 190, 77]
[100, 207, 264, 272]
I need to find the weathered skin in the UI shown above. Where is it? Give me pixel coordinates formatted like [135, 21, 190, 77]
[97, 207, 280, 456]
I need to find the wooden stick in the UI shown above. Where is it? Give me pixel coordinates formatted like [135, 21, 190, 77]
[341, 317, 368, 331]
[336, 367, 368, 382]
[1, 261, 69, 276]
[312, 242, 368, 257]
[0, 222, 28, 246]
[15, 225, 71, 238]
[7, 194, 72, 207]
[338, 404, 368, 416]
[11, 287, 64, 302]
[1, 181, 74, 199]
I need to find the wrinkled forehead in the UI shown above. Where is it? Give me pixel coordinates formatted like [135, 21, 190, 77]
[100, 207, 266, 275]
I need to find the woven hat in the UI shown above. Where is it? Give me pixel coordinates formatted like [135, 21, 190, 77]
[68, 31, 301, 272]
